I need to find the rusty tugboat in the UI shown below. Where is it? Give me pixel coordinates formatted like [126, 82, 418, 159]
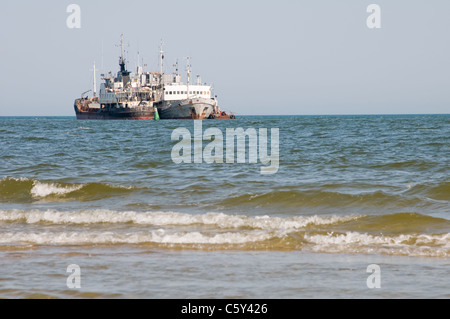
[74, 35, 234, 120]
[74, 35, 156, 120]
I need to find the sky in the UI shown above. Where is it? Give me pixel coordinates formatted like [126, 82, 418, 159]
[0, 0, 449, 116]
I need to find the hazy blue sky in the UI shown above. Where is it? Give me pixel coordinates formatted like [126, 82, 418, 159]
[1, 0, 449, 116]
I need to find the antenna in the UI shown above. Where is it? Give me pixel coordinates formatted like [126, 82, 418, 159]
[120, 34, 125, 64]
[173, 59, 179, 75]
[116, 34, 126, 73]
[90, 61, 97, 97]
[101, 39, 104, 71]
[136, 51, 144, 75]
[186, 56, 191, 98]
[159, 39, 164, 74]
[136, 40, 140, 68]
[137, 51, 140, 72]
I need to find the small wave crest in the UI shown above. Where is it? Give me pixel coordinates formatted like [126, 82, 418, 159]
[30, 181, 82, 198]
[0, 177, 140, 202]
[425, 182, 450, 201]
[220, 189, 421, 209]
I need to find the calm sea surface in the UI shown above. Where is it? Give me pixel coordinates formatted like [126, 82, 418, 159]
[0, 115, 449, 298]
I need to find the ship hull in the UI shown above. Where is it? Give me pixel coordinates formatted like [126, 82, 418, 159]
[74, 99, 155, 120]
[208, 112, 236, 120]
[75, 111, 154, 120]
[156, 98, 215, 119]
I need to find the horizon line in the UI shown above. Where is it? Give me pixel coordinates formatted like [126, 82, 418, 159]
[0, 113, 449, 118]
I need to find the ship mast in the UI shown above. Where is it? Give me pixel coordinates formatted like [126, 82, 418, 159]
[117, 34, 127, 74]
[186, 56, 191, 98]
[159, 39, 164, 74]
[93, 61, 97, 97]
[89, 61, 97, 97]
[173, 59, 179, 77]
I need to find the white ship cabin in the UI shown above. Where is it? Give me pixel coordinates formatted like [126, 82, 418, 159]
[163, 84, 212, 101]
[163, 74, 212, 101]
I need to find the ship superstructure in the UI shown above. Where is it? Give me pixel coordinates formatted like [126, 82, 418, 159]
[154, 56, 216, 119]
[74, 35, 156, 120]
[74, 35, 234, 120]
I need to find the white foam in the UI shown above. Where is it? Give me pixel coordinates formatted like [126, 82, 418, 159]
[1, 209, 449, 256]
[0, 230, 273, 245]
[30, 181, 83, 198]
[0, 209, 360, 230]
[304, 232, 450, 257]
[1, 229, 447, 257]
[0, 176, 31, 183]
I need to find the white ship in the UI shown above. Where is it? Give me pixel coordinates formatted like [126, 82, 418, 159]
[154, 46, 234, 120]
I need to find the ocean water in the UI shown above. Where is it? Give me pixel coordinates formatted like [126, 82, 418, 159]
[0, 115, 449, 299]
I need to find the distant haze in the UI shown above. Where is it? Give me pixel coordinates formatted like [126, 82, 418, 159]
[1, 0, 449, 116]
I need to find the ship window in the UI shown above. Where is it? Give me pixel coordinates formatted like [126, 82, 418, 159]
[177, 91, 180, 94]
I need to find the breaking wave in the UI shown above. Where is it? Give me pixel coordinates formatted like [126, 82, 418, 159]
[0, 177, 141, 202]
[30, 181, 83, 198]
[0, 209, 448, 257]
[0, 209, 359, 228]
[304, 232, 450, 258]
[0, 230, 273, 246]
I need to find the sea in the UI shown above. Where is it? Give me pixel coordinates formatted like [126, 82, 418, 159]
[0, 115, 448, 299]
